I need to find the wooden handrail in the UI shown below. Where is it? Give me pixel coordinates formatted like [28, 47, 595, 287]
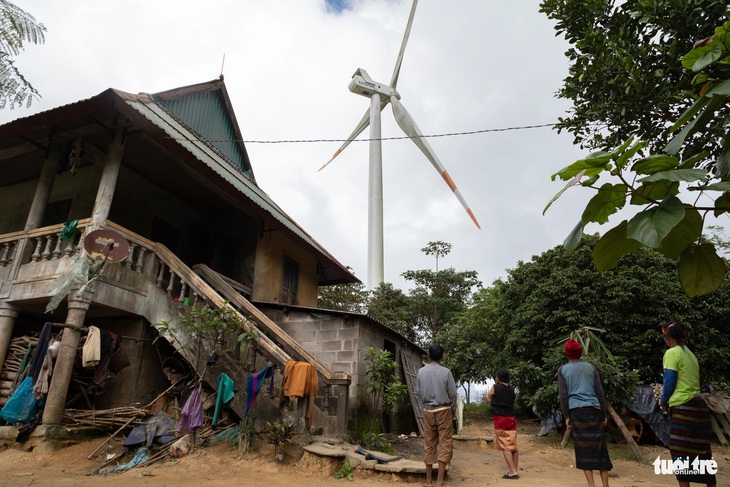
[193, 263, 350, 384]
[152, 243, 292, 369]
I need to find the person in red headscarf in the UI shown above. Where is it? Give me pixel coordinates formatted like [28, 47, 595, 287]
[557, 338, 612, 487]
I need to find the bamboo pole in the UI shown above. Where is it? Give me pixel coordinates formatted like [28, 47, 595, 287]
[606, 402, 647, 464]
[86, 378, 184, 459]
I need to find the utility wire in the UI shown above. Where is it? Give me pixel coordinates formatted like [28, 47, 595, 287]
[165, 122, 558, 145]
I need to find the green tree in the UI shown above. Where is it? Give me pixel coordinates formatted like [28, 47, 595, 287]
[539, 0, 728, 156]
[401, 242, 481, 344]
[367, 282, 415, 341]
[0, 1, 45, 109]
[462, 235, 730, 393]
[544, 9, 730, 296]
[440, 286, 503, 402]
[317, 267, 369, 313]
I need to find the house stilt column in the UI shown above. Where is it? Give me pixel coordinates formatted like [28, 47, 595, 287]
[25, 147, 60, 231]
[42, 292, 91, 425]
[0, 302, 20, 372]
[90, 128, 125, 230]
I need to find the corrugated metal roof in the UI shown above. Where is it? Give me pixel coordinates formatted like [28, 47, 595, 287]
[153, 80, 253, 181]
[121, 92, 354, 284]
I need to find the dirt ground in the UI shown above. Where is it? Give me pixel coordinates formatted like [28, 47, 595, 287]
[0, 412, 728, 487]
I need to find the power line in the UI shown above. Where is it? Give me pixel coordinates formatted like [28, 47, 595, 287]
[165, 122, 558, 145]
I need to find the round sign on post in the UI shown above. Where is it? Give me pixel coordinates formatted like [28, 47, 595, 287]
[83, 229, 130, 264]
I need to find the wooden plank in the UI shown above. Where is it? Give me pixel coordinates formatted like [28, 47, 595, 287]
[717, 412, 730, 435]
[710, 414, 728, 445]
[400, 353, 424, 436]
[607, 402, 648, 464]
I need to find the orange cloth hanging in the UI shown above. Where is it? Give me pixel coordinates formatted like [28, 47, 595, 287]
[279, 359, 318, 427]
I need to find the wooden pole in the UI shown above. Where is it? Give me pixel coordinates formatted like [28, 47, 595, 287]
[86, 378, 185, 459]
[606, 402, 647, 464]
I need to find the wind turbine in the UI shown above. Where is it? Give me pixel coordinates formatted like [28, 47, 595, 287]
[319, 0, 480, 289]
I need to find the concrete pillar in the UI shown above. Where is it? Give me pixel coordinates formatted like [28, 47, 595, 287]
[0, 302, 20, 372]
[42, 292, 91, 425]
[25, 146, 61, 231]
[90, 128, 125, 230]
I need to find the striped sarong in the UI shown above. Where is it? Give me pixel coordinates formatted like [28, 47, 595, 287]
[569, 407, 613, 471]
[669, 396, 717, 485]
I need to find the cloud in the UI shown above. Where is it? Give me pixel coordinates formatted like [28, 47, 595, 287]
[2, 1, 607, 290]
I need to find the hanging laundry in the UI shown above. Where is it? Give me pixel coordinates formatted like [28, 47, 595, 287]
[0, 377, 38, 423]
[26, 322, 53, 385]
[211, 373, 236, 428]
[33, 348, 54, 399]
[245, 364, 275, 416]
[82, 325, 101, 368]
[45, 253, 105, 313]
[279, 359, 318, 428]
[60, 220, 78, 241]
[179, 389, 204, 435]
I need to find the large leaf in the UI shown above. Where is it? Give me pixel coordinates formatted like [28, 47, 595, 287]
[691, 44, 723, 72]
[692, 181, 730, 192]
[544, 169, 586, 215]
[657, 207, 702, 260]
[678, 243, 727, 297]
[581, 183, 627, 224]
[563, 220, 584, 251]
[626, 196, 685, 248]
[615, 140, 648, 170]
[632, 154, 678, 175]
[638, 168, 708, 184]
[715, 193, 730, 217]
[551, 150, 614, 181]
[592, 222, 641, 272]
[706, 78, 730, 96]
[630, 180, 678, 205]
[665, 95, 725, 155]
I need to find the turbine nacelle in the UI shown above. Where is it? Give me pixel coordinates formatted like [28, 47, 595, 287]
[348, 68, 400, 100]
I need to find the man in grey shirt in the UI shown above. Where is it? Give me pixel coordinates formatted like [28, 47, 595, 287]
[416, 344, 457, 487]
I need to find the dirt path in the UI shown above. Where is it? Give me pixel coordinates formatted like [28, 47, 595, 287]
[0, 415, 727, 487]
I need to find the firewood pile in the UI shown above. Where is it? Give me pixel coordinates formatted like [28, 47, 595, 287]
[0, 335, 39, 407]
[62, 406, 151, 431]
[702, 392, 730, 445]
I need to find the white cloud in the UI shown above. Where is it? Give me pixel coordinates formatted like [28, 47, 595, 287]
[4, 0, 610, 290]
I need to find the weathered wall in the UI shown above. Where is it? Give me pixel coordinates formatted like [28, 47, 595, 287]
[0, 164, 101, 234]
[256, 305, 424, 431]
[251, 230, 318, 307]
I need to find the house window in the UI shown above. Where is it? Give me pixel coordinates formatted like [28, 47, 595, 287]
[281, 255, 299, 305]
[42, 198, 73, 227]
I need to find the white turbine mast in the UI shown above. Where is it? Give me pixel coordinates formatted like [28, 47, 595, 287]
[319, 0, 480, 289]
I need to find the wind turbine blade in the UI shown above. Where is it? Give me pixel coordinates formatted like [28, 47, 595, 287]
[319, 99, 391, 172]
[389, 0, 419, 90]
[390, 96, 481, 229]
[318, 108, 371, 172]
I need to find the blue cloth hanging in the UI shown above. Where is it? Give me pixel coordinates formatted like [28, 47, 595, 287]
[245, 365, 275, 416]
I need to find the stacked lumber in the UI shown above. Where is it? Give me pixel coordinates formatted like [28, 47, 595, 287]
[702, 392, 730, 445]
[0, 335, 39, 406]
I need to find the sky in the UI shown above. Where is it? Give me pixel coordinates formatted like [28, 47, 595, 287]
[2, 0, 608, 291]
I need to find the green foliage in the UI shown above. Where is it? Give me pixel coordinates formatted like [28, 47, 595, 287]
[0, 1, 45, 109]
[401, 242, 481, 344]
[539, 0, 728, 156]
[367, 282, 415, 341]
[453, 235, 730, 415]
[363, 347, 407, 430]
[262, 419, 295, 453]
[333, 459, 354, 481]
[317, 267, 369, 313]
[543, 5, 730, 296]
[360, 431, 394, 454]
[440, 286, 502, 387]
